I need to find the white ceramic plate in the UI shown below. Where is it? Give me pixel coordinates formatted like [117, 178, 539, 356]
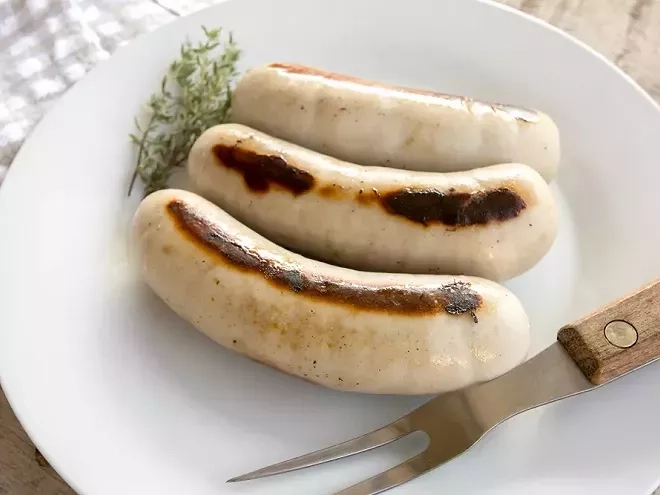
[2, 0, 660, 493]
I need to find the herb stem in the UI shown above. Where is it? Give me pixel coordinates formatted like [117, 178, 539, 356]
[128, 27, 241, 197]
[128, 112, 156, 196]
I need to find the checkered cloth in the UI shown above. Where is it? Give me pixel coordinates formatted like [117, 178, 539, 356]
[0, 0, 217, 185]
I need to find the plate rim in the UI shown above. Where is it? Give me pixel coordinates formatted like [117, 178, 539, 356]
[1, 0, 660, 494]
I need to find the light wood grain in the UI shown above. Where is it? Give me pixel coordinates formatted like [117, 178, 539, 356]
[502, 0, 660, 101]
[2, 0, 660, 493]
[0, 389, 72, 495]
[558, 278, 660, 383]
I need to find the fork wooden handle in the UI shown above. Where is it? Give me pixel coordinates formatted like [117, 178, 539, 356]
[557, 278, 660, 384]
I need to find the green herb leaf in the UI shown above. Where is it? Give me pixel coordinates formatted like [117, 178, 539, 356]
[128, 26, 241, 196]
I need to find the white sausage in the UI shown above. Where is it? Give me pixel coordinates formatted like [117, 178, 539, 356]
[231, 63, 561, 181]
[188, 124, 558, 281]
[131, 189, 531, 395]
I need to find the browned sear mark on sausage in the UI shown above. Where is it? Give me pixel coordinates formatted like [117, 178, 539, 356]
[355, 188, 372, 205]
[268, 62, 462, 100]
[380, 187, 526, 226]
[167, 200, 482, 318]
[318, 184, 341, 198]
[267, 63, 539, 120]
[212, 144, 314, 195]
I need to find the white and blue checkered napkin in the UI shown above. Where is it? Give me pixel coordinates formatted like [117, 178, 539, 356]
[0, 0, 218, 185]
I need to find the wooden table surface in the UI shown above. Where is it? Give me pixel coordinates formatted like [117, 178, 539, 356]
[2, 0, 659, 493]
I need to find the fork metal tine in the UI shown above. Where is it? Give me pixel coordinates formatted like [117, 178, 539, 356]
[227, 343, 601, 490]
[334, 451, 436, 495]
[227, 418, 415, 482]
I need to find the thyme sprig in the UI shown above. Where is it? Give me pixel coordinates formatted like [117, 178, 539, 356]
[129, 26, 241, 196]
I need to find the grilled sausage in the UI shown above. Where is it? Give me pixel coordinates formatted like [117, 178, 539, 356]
[131, 189, 531, 395]
[187, 124, 558, 281]
[230, 63, 561, 181]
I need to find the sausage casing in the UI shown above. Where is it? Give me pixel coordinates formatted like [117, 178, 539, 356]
[132, 189, 531, 395]
[188, 124, 558, 281]
[231, 63, 561, 181]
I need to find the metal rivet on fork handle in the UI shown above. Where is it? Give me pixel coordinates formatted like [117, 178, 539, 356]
[604, 320, 638, 348]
